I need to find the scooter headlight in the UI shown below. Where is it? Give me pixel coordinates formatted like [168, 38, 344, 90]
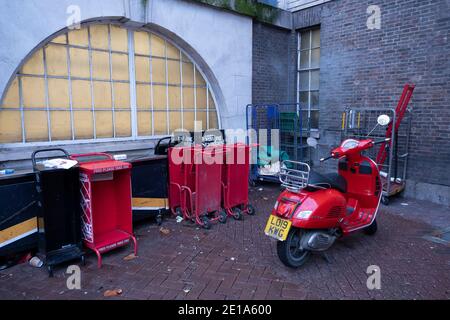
[295, 210, 313, 220]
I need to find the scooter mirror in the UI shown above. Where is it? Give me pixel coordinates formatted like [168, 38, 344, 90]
[307, 137, 318, 148]
[377, 114, 391, 126]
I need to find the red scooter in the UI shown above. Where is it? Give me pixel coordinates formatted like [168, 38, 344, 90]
[265, 115, 391, 268]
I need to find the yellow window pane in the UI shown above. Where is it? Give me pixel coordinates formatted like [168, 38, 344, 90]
[196, 87, 207, 109]
[45, 44, 68, 76]
[110, 25, 128, 52]
[166, 42, 179, 60]
[112, 53, 129, 81]
[114, 82, 130, 108]
[136, 84, 151, 109]
[183, 111, 195, 131]
[24, 111, 48, 142]
[74, 111, 93, 139]
[68, 28, 88, 46]
[90, 25, 109, 50]
[134, 31, 150, 55]
[48, 78, 69, 108]
[167, 60, 180, 84]
[95, 111, 113, 138]
[152, 58, 166, 83]
[70, 48, 90, 78]
[183, 87, 194, 109]
[92, 51, 110, 80]
[209, 111, 219, 129]
[0, 110, 22, 143]
[50, 111, 71, 140]
[182, 62, 194, 85]
[115, 111, 131, 137]
[2, 78, 19, 108]
[153, 85, 167, 109]
[168, 86, 181, 110]
[137, 111, 152, 136]
[71, 80, 91, 109]
[196, 111, 207, 131]
[169, 112, 182, 132]
[51, 34, 67, 44]
[208, 90, 215, 110]
[21, 49, 44, 75]
[196, 69, 206, 86]
[151, 34, 165, 57]
[22, 77, 45, 108]
[135, 56, 150, 82]
[153, 112, 168, 134]
[93, 81, 112, 108]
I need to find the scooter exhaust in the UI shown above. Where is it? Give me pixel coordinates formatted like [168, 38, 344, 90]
[300, 231, 337, 251]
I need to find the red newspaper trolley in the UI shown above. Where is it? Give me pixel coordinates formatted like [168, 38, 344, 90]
[70, 153, 137, 268]
[222, 143, 255, 219]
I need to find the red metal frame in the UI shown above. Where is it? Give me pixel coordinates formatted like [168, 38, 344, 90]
[222, 143, 252, 216]
[71, 153, 137, 268]
[376, 84, 415, 165]
[272, 139, 382, 236]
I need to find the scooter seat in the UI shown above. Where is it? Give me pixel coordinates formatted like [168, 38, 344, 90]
[308, 171, 347, 193]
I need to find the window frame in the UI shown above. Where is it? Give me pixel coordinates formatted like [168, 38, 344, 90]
[297, 27, 320, 131]
[0, 22, 221, 147]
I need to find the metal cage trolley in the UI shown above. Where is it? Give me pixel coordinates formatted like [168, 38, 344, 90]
[32, 148, 84, 276]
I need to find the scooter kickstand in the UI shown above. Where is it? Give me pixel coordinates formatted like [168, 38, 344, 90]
[319, 252, 332, 264]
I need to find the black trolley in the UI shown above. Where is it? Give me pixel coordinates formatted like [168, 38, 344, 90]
[32, 148, 84, 276]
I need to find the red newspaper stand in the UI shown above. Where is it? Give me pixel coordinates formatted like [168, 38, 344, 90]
[222, 143, 255, 219]
[70, 153, 137, 268]
[168, 146, 187, 217]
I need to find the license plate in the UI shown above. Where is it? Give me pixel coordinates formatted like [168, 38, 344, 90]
[264, 215, 292, 241]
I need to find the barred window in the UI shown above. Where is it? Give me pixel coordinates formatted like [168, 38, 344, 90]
[297, 27, 320, 130]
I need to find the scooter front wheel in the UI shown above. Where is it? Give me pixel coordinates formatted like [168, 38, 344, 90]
[277, 229, 311, 268]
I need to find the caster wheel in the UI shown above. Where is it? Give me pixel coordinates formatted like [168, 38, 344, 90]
[175, 207, 183, 218]
[81, 255, 86, 266]
[218, 210, 227, 224]
[156, 215, 163, 226]
[232, 208, 243, 221]
[381, 196, 389, 206]
[47, 266, 54, 278]
[202, 216, 211, 229]
[246, 204, 256, 216]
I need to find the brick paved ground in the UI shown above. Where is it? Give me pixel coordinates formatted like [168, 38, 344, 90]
[0, 185, 449, 300]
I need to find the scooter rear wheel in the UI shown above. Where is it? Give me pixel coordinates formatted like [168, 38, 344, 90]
[277, 229, 311, 268]
[363, 219, 378, 235]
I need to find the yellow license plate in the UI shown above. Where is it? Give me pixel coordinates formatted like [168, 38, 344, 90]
[264, 215, 292, 241]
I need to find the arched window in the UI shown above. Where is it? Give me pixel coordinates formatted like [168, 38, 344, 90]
[0, 23, 219, 144]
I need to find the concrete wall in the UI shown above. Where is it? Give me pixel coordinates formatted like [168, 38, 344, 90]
[290, 0, 450, 205]
[0, 0, 253, 135]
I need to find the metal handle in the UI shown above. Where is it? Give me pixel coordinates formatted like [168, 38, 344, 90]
[69, 152, 113, 162]
[31, 148, 70, 169]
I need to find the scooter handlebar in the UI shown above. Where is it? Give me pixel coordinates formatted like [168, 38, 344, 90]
[373, 138, 391, 145]
[320, 155, 333, 162]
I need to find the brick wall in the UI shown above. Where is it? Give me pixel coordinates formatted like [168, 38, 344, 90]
[252, 22, 297, 104]
[289, 0, 450, 188]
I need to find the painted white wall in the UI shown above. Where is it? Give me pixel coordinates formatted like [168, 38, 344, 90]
[0, 0, 253, 134]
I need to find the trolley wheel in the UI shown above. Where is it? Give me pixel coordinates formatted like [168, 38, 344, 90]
[381, 196, 390, 206]
[81, 255, 86, 266]
[47, 265, 54, 278]
[246, 204, 256, 216]
[156, 215, 163, 226]
[218, 210, 227, 224]
[232, 207, 243, 221]
[202, 216, 211, 229]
